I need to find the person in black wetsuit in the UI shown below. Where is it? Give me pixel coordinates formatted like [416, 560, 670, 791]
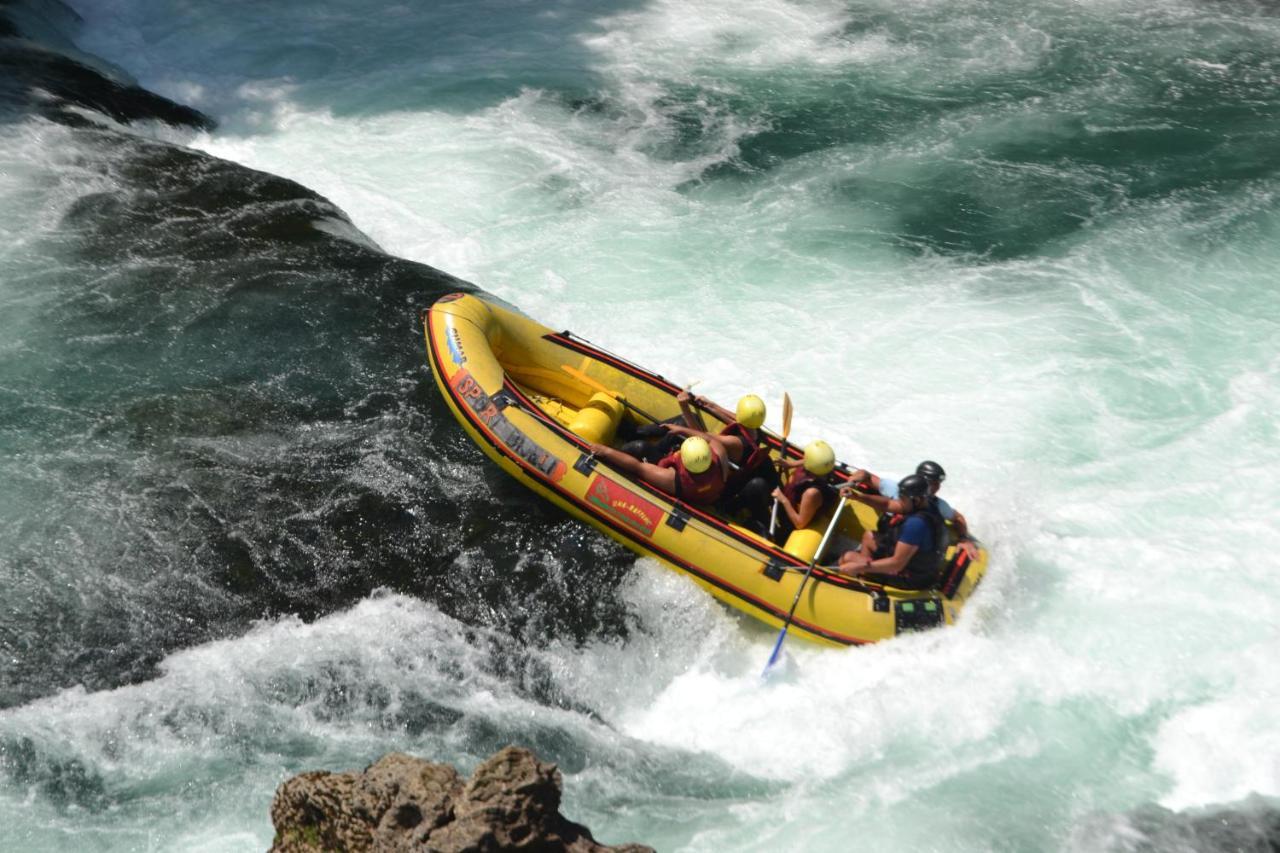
[836, 474, 946, 589]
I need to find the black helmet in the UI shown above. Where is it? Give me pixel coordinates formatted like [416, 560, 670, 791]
[916, 460, 946, 483]
[898, 474, 930, 500]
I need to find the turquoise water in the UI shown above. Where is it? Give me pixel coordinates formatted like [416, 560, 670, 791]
[2, 0, 1279, 849]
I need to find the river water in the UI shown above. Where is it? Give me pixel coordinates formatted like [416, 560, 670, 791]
[1, 0, 1278, 849]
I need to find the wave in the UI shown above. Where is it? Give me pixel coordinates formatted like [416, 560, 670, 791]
[0, 0, 649, 711]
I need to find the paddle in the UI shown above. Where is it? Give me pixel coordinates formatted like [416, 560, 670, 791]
[684, 381, 708, 432]
[763, 495, 848, 676]
[560, 364, 663, 424]
[768, 392, 794, 538]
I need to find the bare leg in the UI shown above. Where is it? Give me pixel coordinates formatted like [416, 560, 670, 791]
[591, 444, 678, 497]
[860, 530, 877, 554]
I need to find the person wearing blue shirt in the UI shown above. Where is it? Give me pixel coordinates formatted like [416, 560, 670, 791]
[837, 474, 947, 588]
[841, 459, 978, 558]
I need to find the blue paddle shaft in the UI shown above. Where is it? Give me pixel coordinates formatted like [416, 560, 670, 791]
[763, 496, 849, 674]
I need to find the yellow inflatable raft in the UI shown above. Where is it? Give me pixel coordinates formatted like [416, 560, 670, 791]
[421, 292, 988, 646]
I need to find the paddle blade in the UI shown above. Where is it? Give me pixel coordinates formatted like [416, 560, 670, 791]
[781, 392, 793, 439]
[762, 624, 791, 676]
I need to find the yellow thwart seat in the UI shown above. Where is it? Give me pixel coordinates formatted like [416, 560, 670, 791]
[782, 525, 826, 562]
[567, 391, 626, 445]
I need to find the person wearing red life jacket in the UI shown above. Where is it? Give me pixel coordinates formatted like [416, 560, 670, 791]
[770, 440, 839, 542]
[664, 393, 777, 529]
[623, 391, 767, 457]
[589, 435, 730, 508]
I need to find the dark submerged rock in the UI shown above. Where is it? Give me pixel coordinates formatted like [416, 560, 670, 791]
[270, 746, 653, 852]
[0, 0, 212, 128]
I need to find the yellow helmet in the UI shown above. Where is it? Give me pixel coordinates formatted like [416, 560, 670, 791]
[803, 440, 835, 476]
[735, 394, 766, 429]
[680, 436, 713, 473]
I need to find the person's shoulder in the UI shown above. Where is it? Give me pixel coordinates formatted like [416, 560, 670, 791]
[902, 513, 928, 531]
[801, 479, 827, 497]
[935, 496, 955, 519]
[898, 513, 930, 541]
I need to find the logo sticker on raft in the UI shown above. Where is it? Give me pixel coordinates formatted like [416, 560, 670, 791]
[450, 369, 567, 482]
[585, 475, 662, 537]
[446, 324, 467, 366]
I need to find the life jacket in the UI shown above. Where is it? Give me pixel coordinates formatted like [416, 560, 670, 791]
[719, 422, 772, 489]
[782, 469, 836, 510]
[658, 448, 726, 506]
[872, 498, 948, 586]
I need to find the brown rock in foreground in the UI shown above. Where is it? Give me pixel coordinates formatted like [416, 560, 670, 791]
[270, 745, 653, 852]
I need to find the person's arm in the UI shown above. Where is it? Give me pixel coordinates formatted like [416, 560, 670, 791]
[664, 422, 745, 461]
[793, 487, 825, 529]
[858, 538, 919, 576]
[842, 515, 925, 576]
[847, 469, 881, 491]
[692, 394, 735, 424]
[706, 434, 733, 480]
[949, 510, 979, 557]
[706, 432, 737, 466]
[590, 443, 677, 494]
[662, 423, 700, 439]
[839, 486, 898, 515]
[842, 530, 919, 576]
[771, 485, 824, 529]
[676, 390, 714, 430]
[771, 487, 800, 528]
[676, 390, 700, 429]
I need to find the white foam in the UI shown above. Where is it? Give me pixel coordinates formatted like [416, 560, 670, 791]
[583, 0, 896, 72]
[0, 592, 648, 848]
[1154, 644, 1280, 810]
[0, 120, 115, 245]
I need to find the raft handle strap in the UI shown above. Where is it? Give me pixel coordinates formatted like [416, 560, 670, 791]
[939, 548, 971, 600]
[665, 504, 690, 532]
[574, 452, 597, 476]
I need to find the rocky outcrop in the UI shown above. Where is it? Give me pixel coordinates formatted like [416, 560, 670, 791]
[270, 746, 653, 853]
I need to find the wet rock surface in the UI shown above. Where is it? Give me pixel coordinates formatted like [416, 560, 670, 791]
[270, 746, 654, 852]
